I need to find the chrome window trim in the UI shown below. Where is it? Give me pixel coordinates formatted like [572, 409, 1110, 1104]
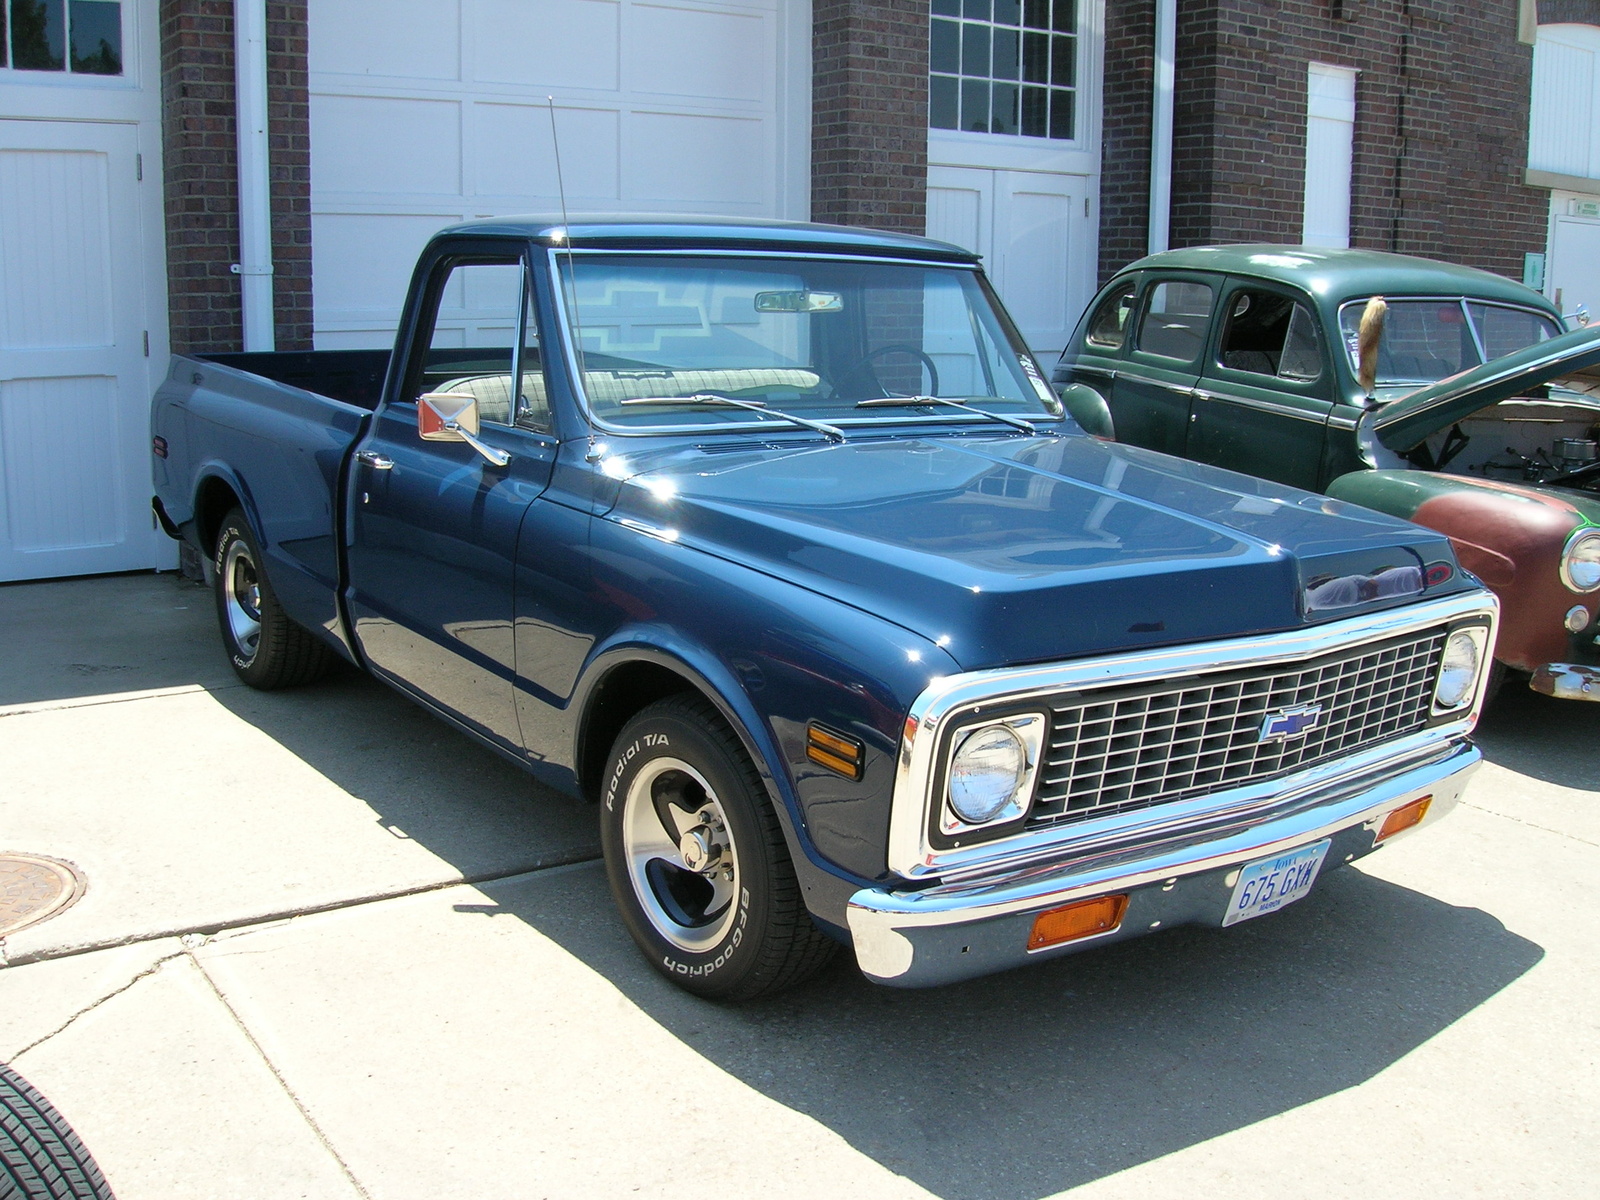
[1192, 387, 1330, 424]
[887, 590, 1499, 880]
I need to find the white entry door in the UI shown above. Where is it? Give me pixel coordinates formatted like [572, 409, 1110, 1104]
[0, 119, 157, 581]
[928, 165, 1094, 362]
[1548, 201, 1600, 320]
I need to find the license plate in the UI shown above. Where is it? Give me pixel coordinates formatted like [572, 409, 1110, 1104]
[1223, 839, 1331, 927]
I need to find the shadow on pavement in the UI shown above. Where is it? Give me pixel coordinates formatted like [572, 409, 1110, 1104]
[1474, 680, 1600, 791]
[205, 668, 600, 881]
[485, 859, 1542, 1200]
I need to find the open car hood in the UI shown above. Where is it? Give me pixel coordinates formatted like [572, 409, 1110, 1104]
[1373, 325, 1600, 451]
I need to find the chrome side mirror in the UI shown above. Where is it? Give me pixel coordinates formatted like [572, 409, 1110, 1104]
[1566, 305, 1591, 329]
[418, 391, 510, 466]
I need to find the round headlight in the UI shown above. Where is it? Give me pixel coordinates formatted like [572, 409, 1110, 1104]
[948, 724, 1027, 825]
[1434, 629, 1482, 710]
[1561, 529, 1600, 594]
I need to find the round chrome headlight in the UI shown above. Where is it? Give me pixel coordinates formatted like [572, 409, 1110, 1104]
[948, 724, 1027, 825]
[1433, 629, 1482, 711]
[1561, 528, 1600, 594]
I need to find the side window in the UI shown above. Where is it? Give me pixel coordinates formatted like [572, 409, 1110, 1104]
[416, 258, 523, 426]
[513, 283, 552, 432]
[1136, 281, 1214, 362]
[1085, 280, 1137, 350]
[1218, 289, 1323, 382]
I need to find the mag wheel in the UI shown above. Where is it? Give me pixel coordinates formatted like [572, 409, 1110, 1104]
[599, 695, 837, 1000]
[212, 509, 333, 689]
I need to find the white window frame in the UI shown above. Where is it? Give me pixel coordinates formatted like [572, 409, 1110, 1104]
[1303, 62, 1356, 249]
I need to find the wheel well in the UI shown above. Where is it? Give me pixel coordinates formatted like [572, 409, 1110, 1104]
[193, 477, 242, 555]
[577, 660, 701, 801]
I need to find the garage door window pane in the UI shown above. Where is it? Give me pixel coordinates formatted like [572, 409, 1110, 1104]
[68, 0, 118, 74]
[9, 0, 64, 70]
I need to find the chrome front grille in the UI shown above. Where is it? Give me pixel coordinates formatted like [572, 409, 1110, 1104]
[1025, 627, 1448, 830]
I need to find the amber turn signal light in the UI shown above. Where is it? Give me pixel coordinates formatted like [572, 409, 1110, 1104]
[806, 723, 864, 781]
[1377, 795, 1432, 842]
[1027, 894, 1129, 951]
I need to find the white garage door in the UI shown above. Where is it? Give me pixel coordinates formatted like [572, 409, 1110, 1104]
[0, 0, 168, 582]
[309, 0, 809, 349]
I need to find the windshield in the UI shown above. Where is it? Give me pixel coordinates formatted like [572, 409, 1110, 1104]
[554, 254, 1061, 430]
[1338, 298, 1560, 387]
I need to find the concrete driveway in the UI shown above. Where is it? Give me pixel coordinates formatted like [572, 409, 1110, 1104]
[1, 572, 1595, 1199]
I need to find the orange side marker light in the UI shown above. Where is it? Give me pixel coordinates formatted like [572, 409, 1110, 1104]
[1028, 894, 1129, 951]
[1377, 795, 1432, 842]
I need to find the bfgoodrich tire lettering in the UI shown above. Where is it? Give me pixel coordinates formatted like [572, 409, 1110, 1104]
[212, 508, 333, 690]
[599, 694, 837, 1000]
[0, 1062, 115, 1200]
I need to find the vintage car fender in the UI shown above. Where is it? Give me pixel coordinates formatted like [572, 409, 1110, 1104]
[1056, 381, 1115, 440]
[1327, 468, 1600, 672]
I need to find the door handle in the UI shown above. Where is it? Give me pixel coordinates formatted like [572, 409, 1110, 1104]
[356, 451, 394, 470]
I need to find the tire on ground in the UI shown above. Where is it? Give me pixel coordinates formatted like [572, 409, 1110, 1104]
[0, 1062, 115, 1200]
[599, 693, 838, 1000]
[212, 507, 334, 689]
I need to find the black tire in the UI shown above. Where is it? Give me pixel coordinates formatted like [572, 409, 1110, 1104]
[0, 1063, 115, 1200]
[599, 695, 838, 1000]
[213, 508, 333, 689]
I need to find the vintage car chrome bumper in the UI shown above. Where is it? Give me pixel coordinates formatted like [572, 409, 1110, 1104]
[1530, 662, 1600, 700]
[846, 738, 1480, 988]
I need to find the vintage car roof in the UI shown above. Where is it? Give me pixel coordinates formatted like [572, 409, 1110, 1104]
[1120, 245, 1555, 311]
[435, 214, 981, 264]
[1373, 325, 1600, 451]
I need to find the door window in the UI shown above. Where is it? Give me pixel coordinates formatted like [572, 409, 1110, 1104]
[416, 258, 536, 429]
[1135, 281, 1214, 362]
[929, 0, 1081, 139]
[1218, 289, 1323, 382]
[1084, 279, 1137, 350]
[3, 0, 123, 74]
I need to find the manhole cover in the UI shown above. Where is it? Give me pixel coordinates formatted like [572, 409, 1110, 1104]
[0, 855, 85, 938]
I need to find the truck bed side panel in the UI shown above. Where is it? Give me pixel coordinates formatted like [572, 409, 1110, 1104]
[156, 356, 371, 650]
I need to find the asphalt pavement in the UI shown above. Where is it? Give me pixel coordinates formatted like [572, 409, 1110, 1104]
[0, 571, 1595, 1199]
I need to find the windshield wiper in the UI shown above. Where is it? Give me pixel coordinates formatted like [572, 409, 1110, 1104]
[620, 393, 845, 442]
[856, 395, 1037, 434]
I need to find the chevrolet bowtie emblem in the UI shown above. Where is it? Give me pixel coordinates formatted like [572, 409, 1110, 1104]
[1259, 704, 1322, 742]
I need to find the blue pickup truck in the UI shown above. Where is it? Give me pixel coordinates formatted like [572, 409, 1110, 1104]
[152, 217, 1498, 999]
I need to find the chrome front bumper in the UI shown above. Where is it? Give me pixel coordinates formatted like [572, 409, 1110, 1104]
[1530, 662, 1600, 701]
[846, 739, 1480, 988]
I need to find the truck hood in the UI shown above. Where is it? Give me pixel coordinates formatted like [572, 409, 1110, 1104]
[1373, 325, 1600, 451]
[600, 433, 1468, 671]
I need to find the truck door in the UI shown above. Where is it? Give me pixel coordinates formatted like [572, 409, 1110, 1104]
[1188, 282, 1332, 491]
[1112, 276, 1218, 457]
[345, 246, 558, 753]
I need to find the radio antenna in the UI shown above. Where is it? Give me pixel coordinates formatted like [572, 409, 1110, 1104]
[547, 96, 598, 453]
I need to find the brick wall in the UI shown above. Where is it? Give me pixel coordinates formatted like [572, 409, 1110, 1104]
[1539, 0, 1600, 24]
[812, 0, 929, 233]
[1100, 1, 1548, 284]
[159, 0, 311, 355]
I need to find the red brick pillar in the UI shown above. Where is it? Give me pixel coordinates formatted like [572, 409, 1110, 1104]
[159, 0, 311, 355]
[811, 0, 929, 234]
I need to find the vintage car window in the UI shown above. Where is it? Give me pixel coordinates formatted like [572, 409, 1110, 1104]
[418, 259, 525, 427]
[1468, 302, 1559, 360]
[1085, 281, 1137, 349]
[558, 254, 1056, 430]
[1136, 281, 1214, 362]
[1217, 289, 1321, 381]
[1338, 299, 1557, 386]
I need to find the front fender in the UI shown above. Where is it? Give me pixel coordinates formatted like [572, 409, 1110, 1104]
[1329, 469, 1600, 671]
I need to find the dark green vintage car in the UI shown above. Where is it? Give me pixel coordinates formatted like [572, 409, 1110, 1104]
[1054, 246, 1600, 700]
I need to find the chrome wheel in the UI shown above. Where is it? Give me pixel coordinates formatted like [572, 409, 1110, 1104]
[620, 756, 741, 954]
[221, 538, 262, 664]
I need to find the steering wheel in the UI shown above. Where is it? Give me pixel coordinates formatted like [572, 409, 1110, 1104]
[847, 343, 941, 398]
